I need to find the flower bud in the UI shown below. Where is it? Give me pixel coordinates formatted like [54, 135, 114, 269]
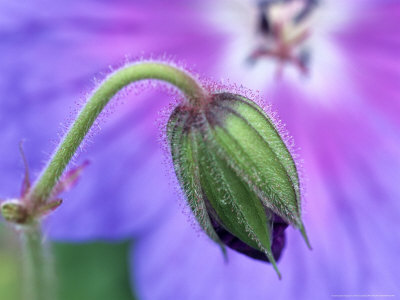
[167, 92, 311, 278]
[1, 199, 28, 224]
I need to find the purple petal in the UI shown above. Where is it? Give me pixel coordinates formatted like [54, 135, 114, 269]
[210, 210, 288, 263]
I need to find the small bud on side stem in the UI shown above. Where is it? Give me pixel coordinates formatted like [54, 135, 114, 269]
[1, 199, 29, 224]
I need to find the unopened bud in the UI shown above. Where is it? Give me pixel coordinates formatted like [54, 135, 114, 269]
[168, 92, 311, 278]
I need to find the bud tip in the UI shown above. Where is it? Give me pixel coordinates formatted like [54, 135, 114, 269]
[300, 223, 312, 250]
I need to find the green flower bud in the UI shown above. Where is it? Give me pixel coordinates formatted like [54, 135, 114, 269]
[167, 92, 311, 278]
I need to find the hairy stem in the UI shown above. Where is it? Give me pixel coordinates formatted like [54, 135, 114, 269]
[29, 62, 206, 205]
[21, 224, 55, 300]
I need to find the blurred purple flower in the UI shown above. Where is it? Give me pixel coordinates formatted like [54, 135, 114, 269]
[1, 0, 400, 299]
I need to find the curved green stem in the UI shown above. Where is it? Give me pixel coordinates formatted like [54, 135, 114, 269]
[29, 62, 206, 205]
[21, 224, 55, 300]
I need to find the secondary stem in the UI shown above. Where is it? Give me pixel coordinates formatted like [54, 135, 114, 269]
[29, 62, 206, 205]
[21, 224, 54, 300]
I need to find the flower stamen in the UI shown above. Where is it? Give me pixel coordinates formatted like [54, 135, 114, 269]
[249, 0, 317, 78]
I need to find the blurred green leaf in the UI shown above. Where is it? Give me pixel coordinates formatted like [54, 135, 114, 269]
[54, 241, 137, 300]
[1, 225, 135, 300]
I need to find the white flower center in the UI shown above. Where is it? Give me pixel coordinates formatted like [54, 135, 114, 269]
[248, 0, 316, 78]
[207, 0, 356, 104]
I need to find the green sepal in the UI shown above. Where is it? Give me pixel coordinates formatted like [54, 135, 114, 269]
[195, 122, 281, 278]
[167, 109, 227, 257]
[209, 94, 311, 248]
[209, 98, 297, 219]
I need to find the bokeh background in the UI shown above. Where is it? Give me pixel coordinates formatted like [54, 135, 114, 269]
[1, 0, 399, 299]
